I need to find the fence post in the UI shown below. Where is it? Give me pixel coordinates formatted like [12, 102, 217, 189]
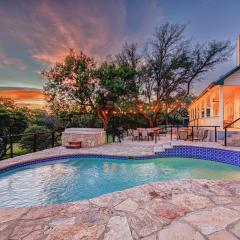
[176, 126, 179, 140]
[51, 132, 55, 148]
[154, 131, 157, 144]
[191, 126, 194, 141]
[214, 126, 217, 142]
[10, 135, 13, 158]
[170, 126, 173, 140]
[33, 134, 37, 152]
[224, 128, 227, 146]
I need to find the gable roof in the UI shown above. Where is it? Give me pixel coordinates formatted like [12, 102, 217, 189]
[188, 65, 240, 108]
[213, 65, 240, 86]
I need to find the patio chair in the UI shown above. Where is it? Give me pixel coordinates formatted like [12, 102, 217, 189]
[146, 128, 154, 140]
[193, 129, 208, 141]
[132, 130, 139, 141]
[127, 129, 133, 137]
[140, 130, 149, 141]
[178, 130, 188, 141]
[189, 128, 200, 141]
[159, 127, 167, 136]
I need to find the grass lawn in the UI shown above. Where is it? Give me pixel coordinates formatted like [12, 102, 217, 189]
[5, 144, 29, 158]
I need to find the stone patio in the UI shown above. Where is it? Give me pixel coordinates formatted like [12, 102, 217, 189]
[1, 180, 240, 240]
[1, 136, 240, 171]
[1, 137, 240, 239]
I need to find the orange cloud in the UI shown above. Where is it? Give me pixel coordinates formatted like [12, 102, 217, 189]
[0, 88, 45, 109]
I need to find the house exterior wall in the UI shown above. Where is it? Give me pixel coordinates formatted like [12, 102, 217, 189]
[188, 66, 240, 129]
[188, 86, 220, 127]
[224, 69, 240, 85]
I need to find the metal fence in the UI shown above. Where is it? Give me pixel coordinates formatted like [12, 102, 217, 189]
[0, 131, 62, 160]
[164, 125, 220, 142]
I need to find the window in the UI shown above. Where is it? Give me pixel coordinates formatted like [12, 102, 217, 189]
[206, 108, 211, 117]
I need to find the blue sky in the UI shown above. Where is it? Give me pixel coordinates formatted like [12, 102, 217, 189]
[0, 0, 239, 94]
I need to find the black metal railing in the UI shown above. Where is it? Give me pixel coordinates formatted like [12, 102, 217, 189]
[224, 118, 240, 146]
[161, 125, 220, 142]
[0, 131, 62, 160]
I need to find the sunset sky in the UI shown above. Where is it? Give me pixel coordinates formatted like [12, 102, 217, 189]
[0, 0, 240, 107]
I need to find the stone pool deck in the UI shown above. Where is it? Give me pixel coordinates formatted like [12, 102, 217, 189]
[1, 138, 240, 239]
[1, 136, 240, 171]
[2, 180, 240, 240]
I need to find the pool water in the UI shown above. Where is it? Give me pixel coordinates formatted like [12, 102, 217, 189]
[0, 157, 240, 207]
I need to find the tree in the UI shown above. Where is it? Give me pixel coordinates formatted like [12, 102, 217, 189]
[20, 125, 52, 151]
[137, 23, 232, 126]
[42, 23, 233, 129]
[42, 49, 137, 127]
[0, 97, 16, 110]
[42, 49, 97, 115]
[116, 42, 142, 70]
[94, 62, 137, 126]
[0, 97, 28, 135]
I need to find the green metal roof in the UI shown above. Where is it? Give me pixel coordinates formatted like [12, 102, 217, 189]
[213, 65, 240, 85]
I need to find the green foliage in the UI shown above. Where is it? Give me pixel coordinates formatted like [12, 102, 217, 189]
[58, 112, 102, 128]
[41, 23, 232, 128]
[107, 114, 148, 133]
[0, 109, 28, 135]
[20, 125, 52, 151]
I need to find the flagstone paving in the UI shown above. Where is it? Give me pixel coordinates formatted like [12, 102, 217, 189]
[1, 138, 240, 239]
[1, 180, 240, 240]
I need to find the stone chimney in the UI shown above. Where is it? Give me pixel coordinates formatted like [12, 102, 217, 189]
[237, 36, 240, 66]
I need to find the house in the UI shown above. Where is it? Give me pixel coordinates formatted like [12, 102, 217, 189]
[188, 36, 240, 132]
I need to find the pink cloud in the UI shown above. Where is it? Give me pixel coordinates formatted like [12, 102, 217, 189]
[0, 0, 126, 66]
[0, 0, 163, 68]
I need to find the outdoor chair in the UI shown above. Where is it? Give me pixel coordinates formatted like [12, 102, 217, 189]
[159, 128, 167, 136]
[128, 129, 133, 137]
[140, 130, 149, 141]
[132, 130, 139, 141]
[189, 128, 200, 141]
[193, 129, 209, 141]
[147, 128, 154, 140]
[178, 130, 188, 141]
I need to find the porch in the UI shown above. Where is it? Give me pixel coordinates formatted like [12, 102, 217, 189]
[189, 85, 240, 130]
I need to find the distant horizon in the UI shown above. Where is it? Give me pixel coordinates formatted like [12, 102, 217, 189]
[0, 87, 45, 109]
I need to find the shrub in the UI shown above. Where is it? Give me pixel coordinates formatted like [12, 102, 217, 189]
[20, 125, 52, 151]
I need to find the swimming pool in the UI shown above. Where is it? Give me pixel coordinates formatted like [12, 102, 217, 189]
[0, 157, 240, 207]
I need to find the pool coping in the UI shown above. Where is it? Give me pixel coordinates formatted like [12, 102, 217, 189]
[1, 144, 240, 174]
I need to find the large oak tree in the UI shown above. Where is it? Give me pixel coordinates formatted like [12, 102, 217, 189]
[130, 23, 232, 126]
[42, 49, 137, 127]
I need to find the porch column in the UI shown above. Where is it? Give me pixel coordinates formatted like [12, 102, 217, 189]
[210, 95, 214, 126]
[219, 86, 224, 130]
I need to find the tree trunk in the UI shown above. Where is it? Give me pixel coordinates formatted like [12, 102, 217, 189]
[97, 109, 110, 129]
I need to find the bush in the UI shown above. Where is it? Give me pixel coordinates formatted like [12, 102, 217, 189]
[0, 109, 28, 135]
[20, 125, 52, 151]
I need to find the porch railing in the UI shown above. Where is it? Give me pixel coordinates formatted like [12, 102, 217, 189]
[224, 118, 240, 146]
[166, 125, 220, 142]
